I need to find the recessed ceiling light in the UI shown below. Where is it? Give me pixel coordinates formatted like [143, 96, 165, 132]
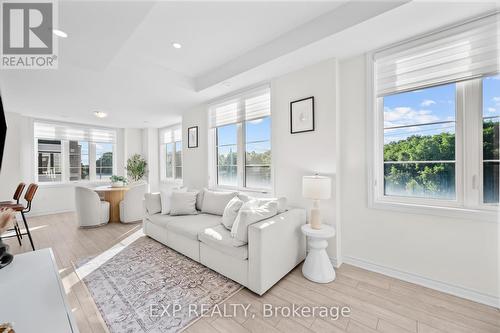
[172, 42, 182, 49]
[94, 111, 107, 118]
[53, 29, 68, 38]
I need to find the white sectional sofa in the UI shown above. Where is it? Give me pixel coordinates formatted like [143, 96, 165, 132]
[142, 192, 306, 295]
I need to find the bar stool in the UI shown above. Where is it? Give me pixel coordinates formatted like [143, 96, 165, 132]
[1, 183, 38, 251]
[0, 182, 26, 245]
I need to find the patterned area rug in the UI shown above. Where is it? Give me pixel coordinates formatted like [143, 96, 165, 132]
[75, 236, 241, 333]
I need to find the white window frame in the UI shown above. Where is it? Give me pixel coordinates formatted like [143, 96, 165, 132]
[368, 55, 498, 222]
[210, 115, 272, 193]
[159, 125, 183, 184]
[35, 139, 116, 185]
[208, 85, 272, 193]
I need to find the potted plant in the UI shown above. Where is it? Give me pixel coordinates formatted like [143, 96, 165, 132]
[110, 175, 128, 188]
[126, 154, 147, 183]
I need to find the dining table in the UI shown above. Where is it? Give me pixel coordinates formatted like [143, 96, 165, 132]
[93, 185, 129, 223]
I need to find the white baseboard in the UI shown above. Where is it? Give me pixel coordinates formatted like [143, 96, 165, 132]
[329, 257, 339, 268]
[342, 256, 499, 309]
[26, 209, 74, 218]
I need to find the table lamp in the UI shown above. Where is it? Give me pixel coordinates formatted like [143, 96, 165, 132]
[303, 175, 331, 229]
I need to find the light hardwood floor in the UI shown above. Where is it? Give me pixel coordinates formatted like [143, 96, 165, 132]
[5, 212, 500, 333]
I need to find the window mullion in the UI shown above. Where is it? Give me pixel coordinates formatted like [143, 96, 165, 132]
[89, 142, 97, 181]
[62, 140, 69, 182]
[461, 79, 482, 208]
[237, 122, 245, 188]
[375, 97, 384, 201]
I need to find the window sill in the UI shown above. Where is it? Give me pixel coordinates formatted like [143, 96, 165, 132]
[38, 180, 110, 188]
[161, 178, 183, 184]
[211, 185, 271, 195]
[370, 200, 498, 223]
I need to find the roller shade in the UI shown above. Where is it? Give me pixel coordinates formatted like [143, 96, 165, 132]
[34, 121, 116, 143]
[160, 126, 181, 144]
[375, 12, 500, 97]
[209, 85, 270, 128]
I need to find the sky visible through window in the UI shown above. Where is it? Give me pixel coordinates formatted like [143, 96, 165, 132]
[483, 75, 500, 118]
[383, 83, 456, 144]
[217, 117, 270, 145]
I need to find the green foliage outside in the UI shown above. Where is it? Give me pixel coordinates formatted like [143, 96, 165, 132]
[217, 149, 271, 166]
[383, 121, 498, 199]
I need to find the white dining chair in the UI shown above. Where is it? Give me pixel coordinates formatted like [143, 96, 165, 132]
[119, 183, 147, 223]
[75, 186, 110, 227]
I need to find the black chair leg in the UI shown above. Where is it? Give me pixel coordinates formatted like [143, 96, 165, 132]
[14, 223, 22, 246]
[20, 212, 35, 251]
[17, 222, 22, 239]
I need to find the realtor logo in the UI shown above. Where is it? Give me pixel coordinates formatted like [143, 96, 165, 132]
[1, 0, 58, 69]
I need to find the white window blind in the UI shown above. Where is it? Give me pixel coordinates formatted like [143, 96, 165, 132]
[160, 126, 181, 144]
[34, 121, 116, 143]
[375, 12, 499, 97]
[209, 85, 270, 128]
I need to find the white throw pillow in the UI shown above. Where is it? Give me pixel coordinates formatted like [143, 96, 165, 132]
[144, 192, 161, 215]
[195, 189, 204, 211]
[221, 196, 244, 230]
[169, 191, 198, 216]
[237, 194, 287, 213]
[201, 189, 238, 216]
[160, 187, 187, 215]
[231, 200, 278, 246]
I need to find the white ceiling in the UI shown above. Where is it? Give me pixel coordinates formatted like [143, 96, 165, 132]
[1, 1, 498, 128]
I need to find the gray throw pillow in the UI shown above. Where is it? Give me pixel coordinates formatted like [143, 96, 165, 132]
[201, 189, 238, 216]
[169, 191, 198, 216]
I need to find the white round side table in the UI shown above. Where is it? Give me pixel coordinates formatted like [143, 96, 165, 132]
[301, 224, 336, 283]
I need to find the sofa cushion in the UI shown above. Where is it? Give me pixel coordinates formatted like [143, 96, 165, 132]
[165, 214, 221, 240]
[201, 189, 238, 216]
[198, 224, 248, 260]
[238, 194, 288, 213]
[147, 213, 176, 228]
[144, 192, 162, 215]
[221, 196, 244, 230]
[170, 191, 198, 216]
[160, 187, 187, 215]
[231, 200, 278, 246]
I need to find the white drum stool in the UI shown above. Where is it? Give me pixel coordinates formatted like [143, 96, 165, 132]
[301, 224, 336, 283]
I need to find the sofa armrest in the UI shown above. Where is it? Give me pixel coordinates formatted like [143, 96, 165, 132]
[247, 208, 306, 295]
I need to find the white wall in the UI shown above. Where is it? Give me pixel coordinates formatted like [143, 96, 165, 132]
[142, 128, 160, 192]
[181, 59, 340, 260]
[339, 55, 499, 305]
[124, 128, 143, 161]
[0, 112, 141, 216]
[181, 105, 208, 190]
[271, 58, 339, 259]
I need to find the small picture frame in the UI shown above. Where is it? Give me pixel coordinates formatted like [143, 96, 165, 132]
[290, 96, 314, 134]
[188, 126, 198, 148]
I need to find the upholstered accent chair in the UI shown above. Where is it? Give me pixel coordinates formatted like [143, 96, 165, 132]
[75, 187, 109, 227]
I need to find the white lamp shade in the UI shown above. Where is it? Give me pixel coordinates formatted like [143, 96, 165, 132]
[302, 175, 331, 199]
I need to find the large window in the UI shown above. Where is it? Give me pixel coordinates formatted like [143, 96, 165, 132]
[37, 140, 62, 182]
[161, 126, 182, 181]
[245, 117, 271, 188]
[34, 122, 116, 183]
[210, 86, 271, 190]
[482, 75, 500, 204]
[383, 84, 456, 200]
[96, 143, 113, 180]
[216, 124, 238, 186]
[69, 141, 89, 181]
[372, 12, 498, 214]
